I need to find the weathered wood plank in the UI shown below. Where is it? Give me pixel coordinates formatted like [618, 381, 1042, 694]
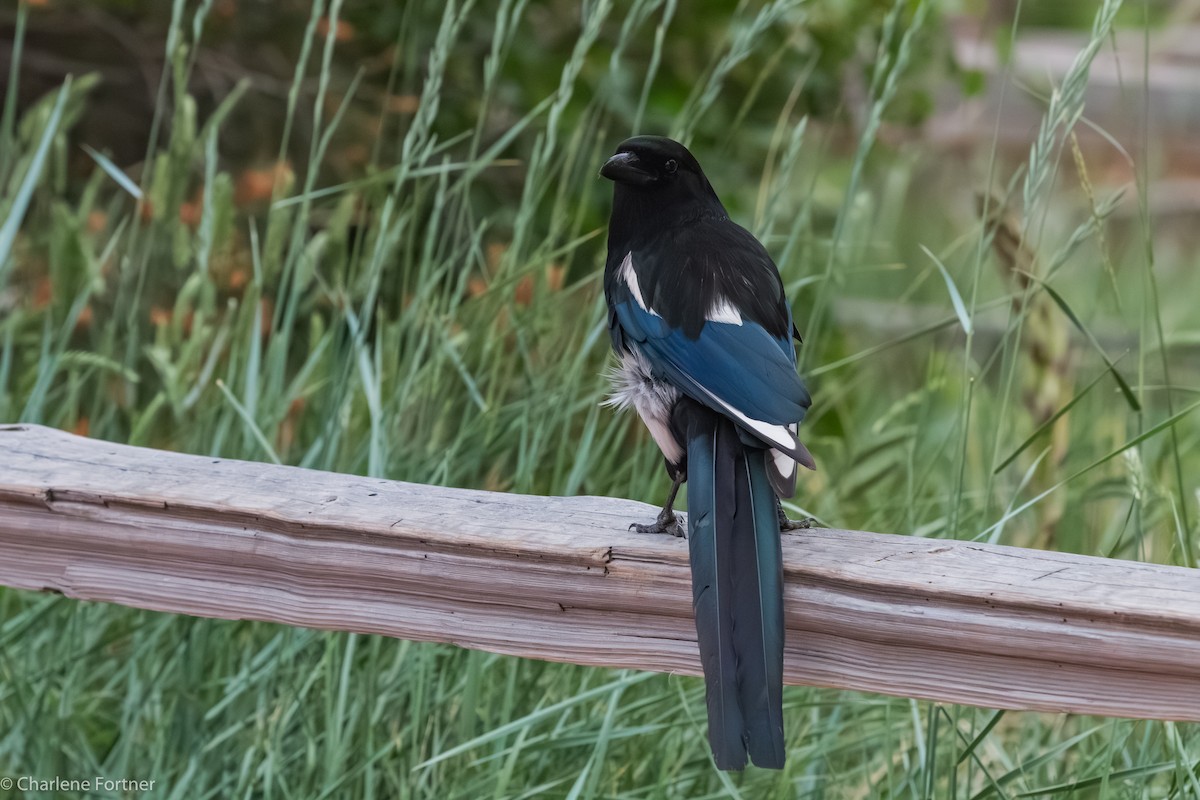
[1, 423, 1199, 719]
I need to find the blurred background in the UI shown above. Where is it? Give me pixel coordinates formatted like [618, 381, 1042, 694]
[2, 0, 1199, 796]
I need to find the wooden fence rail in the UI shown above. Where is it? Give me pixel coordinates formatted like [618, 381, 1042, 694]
[2, 424, 1199, 719]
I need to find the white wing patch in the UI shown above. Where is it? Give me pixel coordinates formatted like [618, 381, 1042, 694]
[696, 384, 796, 452]
[619, 252, 660, 318]
[771, 448, 795, 478]
[771, 423, 799, 483]
[707, 297, 743, 326]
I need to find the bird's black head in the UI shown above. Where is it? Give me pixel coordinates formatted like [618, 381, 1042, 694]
[600, 136, 705, 187]
[601, 136, 725, 245]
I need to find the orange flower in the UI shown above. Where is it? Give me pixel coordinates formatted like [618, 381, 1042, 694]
[316, 17, 355, 42]
[385, 94, 420, 114]
[486, 242, 507, 273]
[86, 210, 108, 234]
[32, 276, 53, 310]
[227, 268, 248, 291]
[545, 263, 565, 292]
[179, 199, 202, 227]
[235, 168, 276, 206]
[514, 273, 534, 307]
[467, 276, 488, 298]
[259, 297, 275, 337]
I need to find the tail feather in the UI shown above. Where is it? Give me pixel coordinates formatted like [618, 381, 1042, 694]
[731, 450, 786, 768]
[684, 403, 786, 770]
[686, 414, 747, 770]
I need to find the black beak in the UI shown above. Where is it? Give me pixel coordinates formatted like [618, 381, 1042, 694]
[600, 152, 656, 186]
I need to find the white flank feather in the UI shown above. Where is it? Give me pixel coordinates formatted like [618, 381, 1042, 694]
[605, 349, 683, 463]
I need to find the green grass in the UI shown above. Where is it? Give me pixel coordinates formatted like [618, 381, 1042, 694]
[2, 0, 1199, 796]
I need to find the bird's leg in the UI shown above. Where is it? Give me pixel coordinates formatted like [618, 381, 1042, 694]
[630, 472, 687, 538]
[777, 500, 816, 531]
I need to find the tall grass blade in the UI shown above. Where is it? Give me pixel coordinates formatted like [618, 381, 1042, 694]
[921, 244, 972, 335]
[0, 78, 71, 287]
[992, 363, 1116, 474]
[979, 397, 1200, 541]
[1039, 280, 1139, 411]
[81, 144, 143, 199]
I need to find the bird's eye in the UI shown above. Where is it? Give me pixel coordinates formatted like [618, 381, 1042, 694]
[664, 159, 678, 174]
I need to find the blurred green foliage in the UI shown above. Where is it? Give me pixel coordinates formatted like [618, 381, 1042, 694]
[2, 0, 1199, 797]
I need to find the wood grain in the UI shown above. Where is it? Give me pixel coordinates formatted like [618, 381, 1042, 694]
[1, 423, 1199, 719]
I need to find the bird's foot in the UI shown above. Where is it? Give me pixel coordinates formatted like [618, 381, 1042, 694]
[630, 509, 687, 538]
[778, 509, 816, 531]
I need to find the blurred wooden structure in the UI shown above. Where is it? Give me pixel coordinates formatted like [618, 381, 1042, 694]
[2, 424, 1199, 719]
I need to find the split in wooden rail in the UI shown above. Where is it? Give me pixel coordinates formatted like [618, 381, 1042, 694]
[1, 423, 1199, 720]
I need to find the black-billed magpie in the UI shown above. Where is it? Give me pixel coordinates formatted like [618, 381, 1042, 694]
[600, 136, 815, 771]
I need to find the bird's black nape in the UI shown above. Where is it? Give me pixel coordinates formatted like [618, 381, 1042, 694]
[600, 136, 725, 247]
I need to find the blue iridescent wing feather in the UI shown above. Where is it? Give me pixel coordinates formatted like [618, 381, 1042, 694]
[612, 298, 810, 430]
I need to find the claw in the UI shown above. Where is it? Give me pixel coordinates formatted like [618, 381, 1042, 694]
[630, 510, 687, 538]
[777, 500, 816, 531]
[631, 473, 687, 537]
